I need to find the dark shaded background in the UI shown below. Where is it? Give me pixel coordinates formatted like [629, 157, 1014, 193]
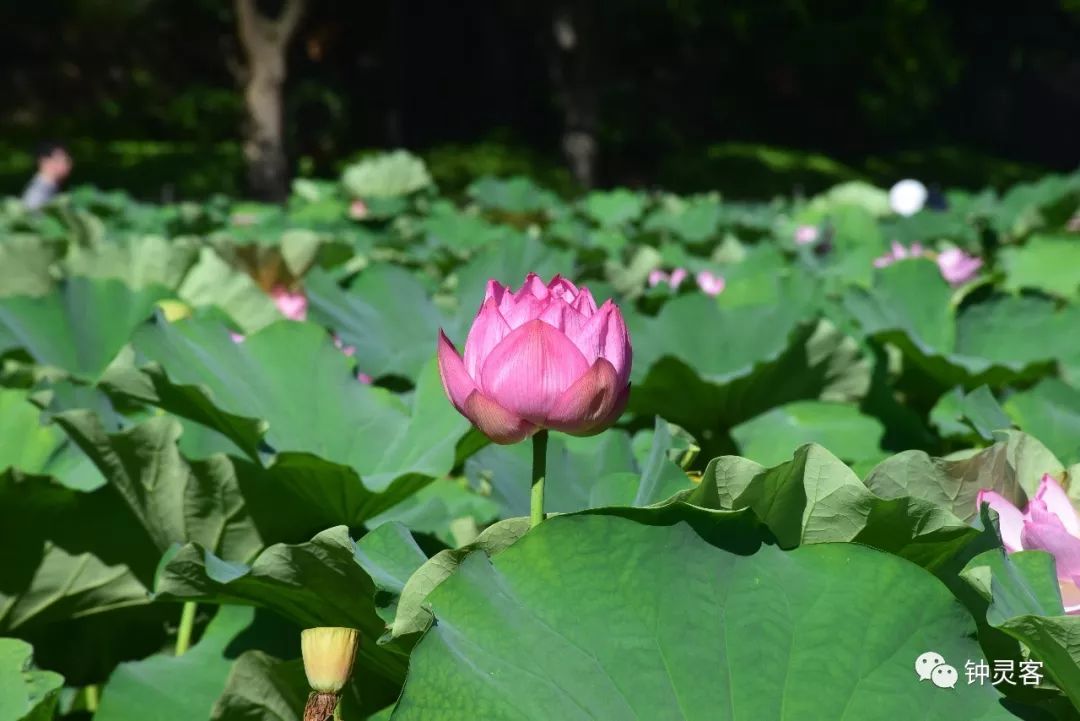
[2, 0, 1079, 198]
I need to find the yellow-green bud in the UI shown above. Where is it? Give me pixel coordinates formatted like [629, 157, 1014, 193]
[301, 627, 359, 694]
[156, 299, 193, 323]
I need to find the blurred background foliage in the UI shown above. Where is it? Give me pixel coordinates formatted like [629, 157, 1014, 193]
[1, 0, 1078, 199]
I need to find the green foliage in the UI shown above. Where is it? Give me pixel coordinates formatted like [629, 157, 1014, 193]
[2, 167, 1080, 719]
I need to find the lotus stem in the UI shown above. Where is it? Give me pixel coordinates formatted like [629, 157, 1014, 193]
[531, 430, 548, 528]
[175, 601, 197, 656]
[84, 684, 99, 712]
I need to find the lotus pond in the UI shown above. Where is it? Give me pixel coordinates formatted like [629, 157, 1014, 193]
[3, 152, 1080, 720]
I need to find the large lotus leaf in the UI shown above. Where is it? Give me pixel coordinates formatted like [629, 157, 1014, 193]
[465, 176, 560, 214]
[305, 265, 451, 383]
[359, 518, 529, 642]
[930, 385, 1013, 443]
[103, 320, 469, 506]
[865, 431, 1063, 522]
[52, 411, 263, 562]
[342, 150, 432, 199]
[155, 526, 409, 688]
[688, 444, 975, 572]
[962, 546, 1080, 708]
[363, 479, 499, 546]
[464, 422, 692, 520]
[642, 195, 721, 244]
[176, 248, 282, 334]
[628, 291, 869, 457]
[580, 188, 645, 227]
[94, 605, 254, 721]
[1000, 234, 1080, 298]
[731, 400, 886, 472]
[845, 260, 1077, 387]
[1004, 379, 1080, 465]
[0, 389, 68, 479]
[0, 472, 156, 633]
[390, 514, 1008, 720]
[990, 172, 1080, 240]
[0, 638, 63, 721]
[419, 203, 520, 259]
[0, 235, 60, 298]
[0, 277, 169, 381]
[65, 234, 200, 290]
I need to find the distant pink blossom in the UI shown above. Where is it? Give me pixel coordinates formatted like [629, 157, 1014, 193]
[647, 267, 689, 291]
[873, 242, 981, 286]
[794, 225, 819, 246]
[230, 332, 246, 344]
[349, 200, 368, 220]
[669, 267, 688, 289]
[357, 372, 373, 384]
[936, 248, 983, 286]
[979, 475, 1080, 614]
[271, 287, 308, 321]
[695, 270, 726, 296]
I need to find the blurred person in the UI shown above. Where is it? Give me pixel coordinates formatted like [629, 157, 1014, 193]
[22, 141, 72, 210]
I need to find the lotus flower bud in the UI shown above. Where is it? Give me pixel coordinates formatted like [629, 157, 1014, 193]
[793, 225, 819, 246]
[695, 270, 725, 296]
[669, 267, 688, 288]
[437, 274, 631, 444]
[271, 286, 308, 321]
[301, 627, 359, 693]
[935, 248, 982, 286]
[156, 299, 192, 323]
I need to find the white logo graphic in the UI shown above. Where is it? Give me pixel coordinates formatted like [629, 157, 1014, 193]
[931, 664, 959, 689]
[915, 651, 946, 682]
[917, 651, 1042, 689]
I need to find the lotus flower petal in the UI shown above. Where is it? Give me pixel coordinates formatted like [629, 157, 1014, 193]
[480, 319, 590, 423]
[1022, 503, 1080, 580]
[437, 331, 477, 412]
[545, 358, 621, 434]
[1035, 474, 1080, 537]
[669, 268, 688, 288]
[462, 390, 536, 444]
[976, 489, 1025, 552]
[463, 299, 512, 378]
[1063, 579, 1080, 615]
[647, 270, 669, 288]
[572, 301, 631, 386]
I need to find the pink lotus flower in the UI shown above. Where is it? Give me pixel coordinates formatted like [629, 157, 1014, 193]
[936, 248, 983, 286]
[873, 241, 925, 268]
[349, 200, 368, 220]
[978, 475, 1080, 613]
[647, 268, 689, 290]
[873, 242, 982, 286]
[437, 274, 631, 444]
[271, 287, 308, 321]
[696, 270, 725, 296]
[794, 225, 819, 246]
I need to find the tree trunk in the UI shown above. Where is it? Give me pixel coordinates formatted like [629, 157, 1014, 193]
[235, 0, 305, 201]
[548, 2, 599, 189]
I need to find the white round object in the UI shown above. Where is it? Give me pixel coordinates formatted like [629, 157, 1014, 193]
[889, 179, 928, 217]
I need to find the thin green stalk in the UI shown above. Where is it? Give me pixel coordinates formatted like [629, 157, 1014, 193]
[84, 684, 100, 713]
[175, 601, 197, 656]
[530, 430, 548, 528]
